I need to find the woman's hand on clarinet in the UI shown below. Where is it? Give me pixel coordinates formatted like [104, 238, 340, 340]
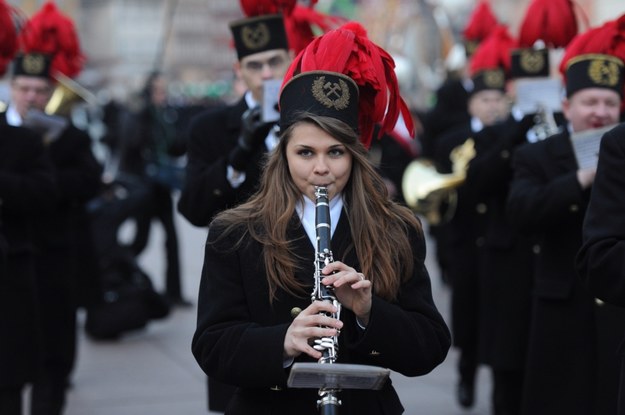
[322, 261, 372, 326]
[284, 301, 343, 360]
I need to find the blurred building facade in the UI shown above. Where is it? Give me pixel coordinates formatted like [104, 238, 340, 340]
[5, 0, 625, 107]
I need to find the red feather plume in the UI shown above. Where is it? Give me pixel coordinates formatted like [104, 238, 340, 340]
[469, 25, 518, 75]
[18, 1, 84, 78]
[284, 4, 346, 54]
[518, 0, 580, 48]
[0, 0, 19, 76]
[282, 22, 415, 148]
[239, 0, 297, 17]
[463, 0, 498, 42]
[559, 14, 625, 96]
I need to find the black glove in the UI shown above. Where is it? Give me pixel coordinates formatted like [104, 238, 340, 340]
[228, 106, 268, 171]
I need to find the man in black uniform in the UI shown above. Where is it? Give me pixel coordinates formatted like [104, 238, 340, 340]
[177, 12, 293, 227]
[507, 20, 625, 414]
[3, 4, 103, 412]
[433, 62, 509, 410]
[0, 2, 56, 413]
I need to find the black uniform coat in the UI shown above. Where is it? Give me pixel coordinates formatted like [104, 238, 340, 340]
[0, 124, 57, 387]
[434, 123, 484, 357]
[177, 97, 273, 227]
[192, 211, 451, 415]
[577, 122, 625, 413]
[507, 129, 621, 414]
[465, 117, 534, 372]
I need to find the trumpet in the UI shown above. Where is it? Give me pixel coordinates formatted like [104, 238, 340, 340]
[402, 138, 476, 225]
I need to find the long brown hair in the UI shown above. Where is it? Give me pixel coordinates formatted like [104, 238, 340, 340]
[210, 113, 423, 302]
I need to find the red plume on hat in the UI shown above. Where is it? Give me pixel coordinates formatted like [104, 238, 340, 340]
[518, 0, 586, 48]
[463, 0, 498, 43]
[469, 25, 518, 76]
[239, 0, 297, 16]
[17, 1, 84, 79]
[284, 4, 347, 54]
[0, 0, 19, 76]
[282, 21, 415, 149]
[559, 15, 625, 77]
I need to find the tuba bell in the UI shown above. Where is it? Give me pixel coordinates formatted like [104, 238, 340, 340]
[402, 138, 476, 225]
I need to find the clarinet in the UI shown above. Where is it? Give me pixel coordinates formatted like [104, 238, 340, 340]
[312, 186, 342, 415]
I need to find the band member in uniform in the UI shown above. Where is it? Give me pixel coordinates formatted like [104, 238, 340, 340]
[3, 3, 103, 413]
[191, 22, 450, 414]
[507, 15, 625, 414]
[577, 121, 625, 414]
[0, 2, 57, 414]
[177, 2, 295, 227]
[433, 39, 510, 408]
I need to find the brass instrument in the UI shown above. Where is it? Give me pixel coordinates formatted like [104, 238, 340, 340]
[402, 138, 476, 225]
[529, 103, 559, 141]
[45, 72, 97, 117]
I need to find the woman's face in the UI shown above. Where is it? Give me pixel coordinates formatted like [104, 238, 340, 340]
[286, 122, 353, 202]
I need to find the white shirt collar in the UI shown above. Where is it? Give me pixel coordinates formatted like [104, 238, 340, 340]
[244, 90, 257, 110]
[296, 194, 343, 247]
[6, 105, 23, 127]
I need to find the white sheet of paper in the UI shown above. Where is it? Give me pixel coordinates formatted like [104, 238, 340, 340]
[262, 79, 281, 122]
[570, 124, 618, 170]
[515, 78, 563, 115]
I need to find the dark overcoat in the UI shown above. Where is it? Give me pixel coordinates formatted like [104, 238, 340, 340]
[508, 129, 625, 414]
[434, 123, 485, 356]
[0, 124, 57, 387]
[192, 211, 451, 415]
[465, 117, 534, 372]
[577, 122, 625, 414]
[177, 97, 273, 227]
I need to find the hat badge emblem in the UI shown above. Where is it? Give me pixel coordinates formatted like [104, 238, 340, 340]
[22, 54, 45, 75]
[312, 76, 350, 110]
[242, 22, 270, 51]
[520, 50, 545, 74]
[484, 70, 504, 88]
[588, 59, 620, 87]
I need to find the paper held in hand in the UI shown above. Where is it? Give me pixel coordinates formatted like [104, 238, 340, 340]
[570, 124, 619, 170]
[262, 79, 282, 123]
[515, 78, 562, 116]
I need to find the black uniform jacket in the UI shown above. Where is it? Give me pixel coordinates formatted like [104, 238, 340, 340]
[507, 129, 600, 414]
[192, 211, 451, 415]
[178, 97, 273, 227]
[577, 122, 625, 412]
[0, 123, 57, 386]
[465, 118, 534, 370]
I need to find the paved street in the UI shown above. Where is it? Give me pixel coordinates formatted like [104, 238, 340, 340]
[61, 205, 493, 415]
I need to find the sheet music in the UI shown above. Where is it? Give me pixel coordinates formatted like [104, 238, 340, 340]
[262, 79, 281, 122]
[515, 78, 563, 115]
[570, 124, 618, 170]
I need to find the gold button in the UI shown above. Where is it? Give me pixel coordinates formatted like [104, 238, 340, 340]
[569, 204, 579, 212]
[212, 188, 222, 196]
[476, 203, 487, 214]
[595, 298, 604, 306]
[290, 307, 302, 319]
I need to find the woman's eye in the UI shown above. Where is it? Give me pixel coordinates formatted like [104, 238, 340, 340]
[329, 149, 345, 157]
[297, 149, 312, 157]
